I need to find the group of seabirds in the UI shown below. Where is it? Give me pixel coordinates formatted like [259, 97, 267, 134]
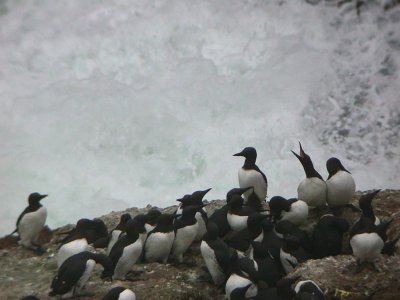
[11, 143, 399, 300]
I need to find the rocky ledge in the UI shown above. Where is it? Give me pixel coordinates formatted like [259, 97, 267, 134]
[0, 189, 399, 300]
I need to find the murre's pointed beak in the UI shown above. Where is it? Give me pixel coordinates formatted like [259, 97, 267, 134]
[202, 188, 212, 195]
[233, 150, 244, 157]
[298, 142, 305, 158]
[39, 194, 48, 201]
[291, 150, 301, 160]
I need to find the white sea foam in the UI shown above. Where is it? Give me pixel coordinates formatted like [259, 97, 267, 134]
[1, 0, 399, 235]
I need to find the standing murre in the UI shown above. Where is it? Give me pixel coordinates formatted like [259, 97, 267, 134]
[144, 213, 178, 263]
[109, 219, 143, 280]
[234, 147, 268, 202]
[49, 251, 113, 298]
[349, 216, 391, 272]
[291, 142, 327, 208]
[102, 286, 136, 300]
[11, 193, 48, 254]
[176, 188, 211, 241]
[252, 241, 284, 287]
[357, 190, 381, 226]
[326, 157, 356, 209]
[172, 204, 206, 263]
[200, 221, 234, 286]
[209, 187, 253, 238]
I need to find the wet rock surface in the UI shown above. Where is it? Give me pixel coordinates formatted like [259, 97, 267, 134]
[0, 190, 399, 299]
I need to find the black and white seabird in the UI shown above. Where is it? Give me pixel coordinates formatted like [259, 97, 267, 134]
[234, 147, 268, 201]
[172, 205, 205, 263]
[291, 142, 327, 208]
[200, 221, 234, 286]
[144, 213, 178, 263]
[109, 219, 144, 280]
[12, 193, 48, 254]
[49, 251, 112, 298]
[326, 157, 356, 209]
[209, 187, 253, 238]
[227, 195, 255, 232]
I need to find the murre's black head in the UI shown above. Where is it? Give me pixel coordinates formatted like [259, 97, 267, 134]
[233, 147, 257, 159]
[120, 213, 132, 225]
[228, 194, 244, 209]
[146, 209, 161, 225]
[133, 214, 147, 233]
[28, 193, 47, 206]
[234, 147, 258, 168]
[177, 194, 192, 207]
[124, 219, 140, 238]
[269, 196, 291, 219]
[291, 142, 323, 180]
[75, 218, 92, 230]
[155, 213, 179, 229]
[191, 188, 212, 204]
[326, 157, 350, 179]
[181, 204, 207, 219]
[359, 190, 381, 217]
[226, 187, 253, 203]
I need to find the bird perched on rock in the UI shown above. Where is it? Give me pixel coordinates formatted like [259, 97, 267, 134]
[326, 157, 356, 209]
[234, 147, 268, 201]
[144, 209, 162, 233]
[291, 142, 326, 208]
[144, 213, 178, 263]
[109, 219, 143, 280]
[11, 193, 48, 254]
[49, 251, 112, 298]
[209, 187, 253, 238]
[200, 221, 234, 286]
[172, 205, 206, 263]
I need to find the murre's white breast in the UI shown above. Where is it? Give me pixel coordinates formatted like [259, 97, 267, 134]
[297, 177, 327, 207]
[57, 238, 89, 268]
[281, 200, 309, 225]
[113, 239, 143, 280]
[350, 232, 384, 263]
[18, 206, 47, 247]
[172, 223, 198, 263]
[145, 231, 175, 263]
[227, 213, 248, 232]
[238, 168, 267, 201]
[76, 259, 96, 291]
[200, 241, 225, 286]
[326, 170, 355, 208]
